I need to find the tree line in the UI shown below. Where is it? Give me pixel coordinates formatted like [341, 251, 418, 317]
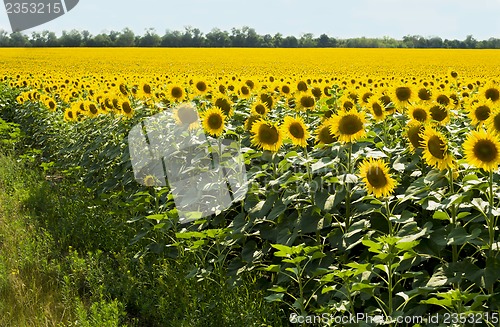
[1, 26, 499, 48]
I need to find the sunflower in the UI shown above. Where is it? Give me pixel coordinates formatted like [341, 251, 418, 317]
[42, 96, 57, 112]
[212, 95, 233, 117]
[408, 103, 430, 123]
[392, 85, 415, 107]
[169, 84, 186, 102]
[138, 81, 153, 99]
[282, 116, 309, 147]
[251, 101, 269, 116]
[405, 121, 425, 152]
[201, 107, 226, 137]
[194, 80, 209, 95]
[174, 102, 199, 129]
[420, 126, 454, 170]
[463, 129, 500, 171]
[297, 80, 308, 92]
[338, 94, 356, 111]
[367, 98, 385, 122]
[244, 115, 261, 131]
[429, 104, 450, 125]
[315, 119, 337, 145]
[251, 119, 283, 152]
[294, 91, 316, 111]
[239, 83, 252, 99]
[280, 84, 292, 96]
[481, 82, 500, 103]
[259, 93, 274, 109]
[486, 108, 500, 136]
[358, 158, 397, 198]
[434, 91, 453, 109]
[416, 86, 432, 101]
[329, 108, 367, 144]
[448, 69, 459, 80]
[64, 108, 77, 122]
[121, 100, 134, 118]
[468, 100, 493, 126]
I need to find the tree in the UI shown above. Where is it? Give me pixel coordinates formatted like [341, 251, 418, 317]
[205, 28, 230, 47]
[59, 30, 82, 47]
[9, 32, 29, 47]
[116, 28, 135, 47]
[138, 28, 161, 47]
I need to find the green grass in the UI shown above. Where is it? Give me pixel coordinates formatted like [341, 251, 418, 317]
[0, 151, 286, 326]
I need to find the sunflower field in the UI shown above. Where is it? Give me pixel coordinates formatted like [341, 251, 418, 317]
[2, 48, 500, 326]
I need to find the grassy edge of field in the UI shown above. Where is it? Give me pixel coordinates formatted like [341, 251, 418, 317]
[0, 117, 286, 326]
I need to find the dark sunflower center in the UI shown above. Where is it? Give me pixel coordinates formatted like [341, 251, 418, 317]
[372, 103, 383, 117]
[473, 139, 498, 162]
[380, 95, 392, 106]
[485, 88, 500, 102]
[89, 104, 98, 115]
[178, 106, 198, 125]
[323, 86, 332, 97]
[143, 84, 151, 94]
[475, 105, 491, 121]
[319, 126, 335, 144]
[494, 114, 500, 132]
[436, 94, 450, 106]
[215, 98, 231, 115]
[241, 86, 250, 95]
[288, 122, 305, 139]
[48, 101, 56, 110]
[418, 88, 431, 101]
[218, 84, 226, 93]
[430, 105, 448, 122]
[245, 80, 255, 89]
[255, 104, 266, 115]
[282, 85, 291, 94]
[112, 99, 119, 109]
[119, 84, 128, 96]
[68, 111, 74, 119]
[207, 113, 223, 129]
[427, 135, 446, 159]
[408, 125, 424, 149]
[366, 166, 388, 188]
[171, 86, 183, 99]
[311, 87, 322, 98]
[122, 102, 132, 114]
[343, 101, 354, 110]
[338, 114, 363, 135]
[297, 81, 308, 92]
[412, 108, 427, 122]
[451, 71, 458, 78]
[260, 93, 273, 108]
[196, 81, 207, 92]
[362, 92, 373, 103]
[258, 124, 279, 145]
[300, 95, 315, 108]
[395, 87, 411, 101]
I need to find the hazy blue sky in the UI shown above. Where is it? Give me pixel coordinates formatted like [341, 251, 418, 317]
[1, 0, 500, 40]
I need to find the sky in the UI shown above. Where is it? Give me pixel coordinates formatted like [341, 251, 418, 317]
[1, 0, 500, 40]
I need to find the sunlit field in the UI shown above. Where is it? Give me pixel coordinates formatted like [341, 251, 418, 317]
[2, 47, 500, 325]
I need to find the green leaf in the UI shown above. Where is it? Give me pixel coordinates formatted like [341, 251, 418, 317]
[432, 210, 449, 220]
[264, 293, 284, 302]
[447, 227, 481, 245]
[268, 286, 287, 293]
[260, 264, 280, 272]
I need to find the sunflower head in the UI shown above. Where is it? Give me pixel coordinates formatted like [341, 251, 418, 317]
[282, 116, 310, 147]
[469, 100, 493, 127]
[408, 104, 430, 123]
[463, 129, 500, 171]
[202, 107, 226, 137]
[367, 98, 385, 122]
[329, 108, 367, 144]
[121, 100, 134, 118]
[194, 80, 209, 95]
[405, 121, 425, 152]
[251, 119, 283, 152]
[295, 91, 316, 111]
[486, 108, 500, 136]
[169, 84, 186, 102]
[481, 82, 500, 103]
[251, 101, 269, 116]
[393, 85, 414, 107]
[420, 126, 454, 170]
[174, 102, 199, 129]
[315, 120, 337, 145]
[213, 96, 233, 117]
[245, 115, 261, 131]
[358, 157, 397, 198]
[429, 104, 450, 125]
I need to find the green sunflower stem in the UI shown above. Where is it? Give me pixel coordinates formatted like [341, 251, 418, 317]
[303, 144, 314, 204]
[488, 170, 495, 259]
[345, 142, 353, 232]
[449, 168, 458, 264]
[385, 199, 393, 236]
